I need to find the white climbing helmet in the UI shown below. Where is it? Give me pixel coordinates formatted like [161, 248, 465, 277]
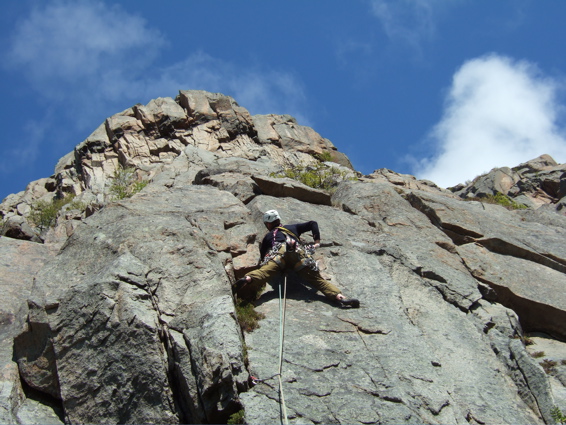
[263, 210, 281, 223]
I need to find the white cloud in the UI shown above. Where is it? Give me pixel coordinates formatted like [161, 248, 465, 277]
[2, 0, 311, 175]
[370, 0, 439, 51]
[8, 1, 165, 89]
[413, 54, 566, 187]
[6, 1, 309, 124]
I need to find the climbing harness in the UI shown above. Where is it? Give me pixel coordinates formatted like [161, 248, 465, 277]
[260, 242, 284, 267]
[259, 227, 319, 272]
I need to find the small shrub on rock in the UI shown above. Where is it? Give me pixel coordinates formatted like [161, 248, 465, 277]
[271, 161, 356, 193]
[109, 166, 149, 200]
[29, 194, 77, 230]
[314, 151, 333, 162]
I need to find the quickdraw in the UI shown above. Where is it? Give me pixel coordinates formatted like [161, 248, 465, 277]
[297, 243, 319, 271]
[260, 242, 285, 267]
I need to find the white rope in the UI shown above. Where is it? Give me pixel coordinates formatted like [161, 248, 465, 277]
[277, 274, 289, 425]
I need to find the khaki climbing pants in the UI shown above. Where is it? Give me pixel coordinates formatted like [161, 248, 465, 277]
[246, 249, 341, 300]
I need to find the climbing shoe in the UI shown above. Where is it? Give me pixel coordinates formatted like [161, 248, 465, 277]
[234, 277, 249, 292]
[337, 297, 360, 309]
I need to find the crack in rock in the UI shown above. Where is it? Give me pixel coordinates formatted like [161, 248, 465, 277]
[337, 317, 391, 335]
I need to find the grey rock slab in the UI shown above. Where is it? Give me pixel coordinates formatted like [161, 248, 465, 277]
[458, 243, 566, 339]
[525, 335, 566, 414]
[241, 196, 540, 424]
[12, 185, 251, 423]
[332, 181, 482, 310]
[516, 206, 566, 230]
[406, 189, 566, 272]
[509, 339, 557, 424]
[0, 237, 50, 323]
[241, 247, 539, 424]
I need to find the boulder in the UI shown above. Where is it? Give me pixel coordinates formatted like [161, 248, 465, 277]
[1, 216, 42, 243]
[253, 114, 352, 168]
[252, 175, 332, 206]
[134, 97, 188, 136]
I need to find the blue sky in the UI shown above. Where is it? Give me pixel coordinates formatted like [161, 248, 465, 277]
[2, 1, 566, 201]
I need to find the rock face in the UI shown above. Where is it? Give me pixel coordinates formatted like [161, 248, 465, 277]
[1, 90, 565, 424]
[452, 154, 566, 212]
[0, 238, 57, 424]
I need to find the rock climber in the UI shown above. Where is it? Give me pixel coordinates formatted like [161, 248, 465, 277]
[234, 209, 360, 308]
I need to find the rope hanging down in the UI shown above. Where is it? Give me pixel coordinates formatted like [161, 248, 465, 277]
[278, 274, 289, 425]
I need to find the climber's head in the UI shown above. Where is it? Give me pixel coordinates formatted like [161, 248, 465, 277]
[263, 210, 281, 229]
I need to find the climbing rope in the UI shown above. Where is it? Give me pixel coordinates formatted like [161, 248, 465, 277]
[277, 274, 289, 425]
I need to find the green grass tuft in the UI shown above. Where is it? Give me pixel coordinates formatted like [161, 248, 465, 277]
[227, 409, 245, 424]
[465, 192, 527, 210]
[551, 406, 566, 424]
[235, 300, 265, 333]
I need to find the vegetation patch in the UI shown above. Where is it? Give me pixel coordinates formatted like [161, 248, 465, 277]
[227, 409, 245, 424]
[314, 151, 333, 162]
[465, 192, 527, 210]
[109, 166, 149, 200]
[530, 351, 546, 358]
[235, 300, 265, 333]
[540, 359, 558, 374]
[521, 335, 534, 346]
[552, 406, 566, 424]
[67, 198, 87, 212]
[270, 161, 356, 193]
[29, 194, 78, 230]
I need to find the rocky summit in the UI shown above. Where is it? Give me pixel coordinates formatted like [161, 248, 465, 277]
[1, 90, 565, 424]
